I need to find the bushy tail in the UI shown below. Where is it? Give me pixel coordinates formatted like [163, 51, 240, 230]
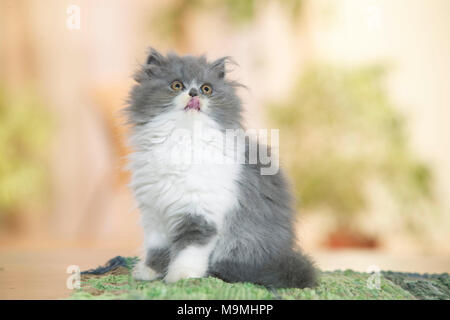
[209, 250, 317, 289]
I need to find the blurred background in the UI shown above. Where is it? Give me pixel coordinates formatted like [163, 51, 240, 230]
[1, 0, 449, 298]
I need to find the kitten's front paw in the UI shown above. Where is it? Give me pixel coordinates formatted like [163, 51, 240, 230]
[164, 266, 205, 283]
[132, 260, 160, 281]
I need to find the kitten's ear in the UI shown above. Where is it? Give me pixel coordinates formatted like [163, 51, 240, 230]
[142, 48, 165, 78]
[210, 56, 233, 79]
[146, 48, 165, 65]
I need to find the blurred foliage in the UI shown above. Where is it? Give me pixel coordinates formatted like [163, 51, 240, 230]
[152, 0, 303, 47]
[269, 64, 433, 227]
[0, 84, 51, 224]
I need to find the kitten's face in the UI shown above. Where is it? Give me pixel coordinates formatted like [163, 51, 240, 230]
[127, 49, 243, 129]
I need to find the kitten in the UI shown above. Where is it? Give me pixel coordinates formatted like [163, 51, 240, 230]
[125, 48, 316, 288]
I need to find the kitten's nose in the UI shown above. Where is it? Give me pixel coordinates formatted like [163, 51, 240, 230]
[188, 88, 198, 97]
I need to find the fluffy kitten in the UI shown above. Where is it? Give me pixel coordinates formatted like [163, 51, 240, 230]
[125, 48, 316, 288]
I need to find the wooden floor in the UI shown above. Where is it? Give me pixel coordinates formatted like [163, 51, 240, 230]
[1, 246, 449, 299]
[0, 247, 138, 299]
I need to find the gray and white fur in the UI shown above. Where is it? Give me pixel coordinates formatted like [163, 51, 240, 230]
[125, 48, 316, 288]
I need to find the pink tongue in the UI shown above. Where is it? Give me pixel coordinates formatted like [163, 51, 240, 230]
[185, 96, 200, 110]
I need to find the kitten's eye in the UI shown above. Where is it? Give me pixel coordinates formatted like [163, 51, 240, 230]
[170, 80, 184, 91]
[200, 84, 213, 95]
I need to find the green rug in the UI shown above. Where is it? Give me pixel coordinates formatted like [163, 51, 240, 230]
[70, 256, 449, 300]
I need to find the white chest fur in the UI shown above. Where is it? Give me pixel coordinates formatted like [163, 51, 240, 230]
[128, 110, 241, 231]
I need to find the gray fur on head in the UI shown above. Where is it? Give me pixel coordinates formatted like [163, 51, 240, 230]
[126, 48, 243, 130]
[126, 48, 317, 289]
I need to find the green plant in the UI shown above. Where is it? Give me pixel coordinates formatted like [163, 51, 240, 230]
[0, 84, 51, 227]
[150, 0, 304, 48]
[268, 64, 433, 230]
